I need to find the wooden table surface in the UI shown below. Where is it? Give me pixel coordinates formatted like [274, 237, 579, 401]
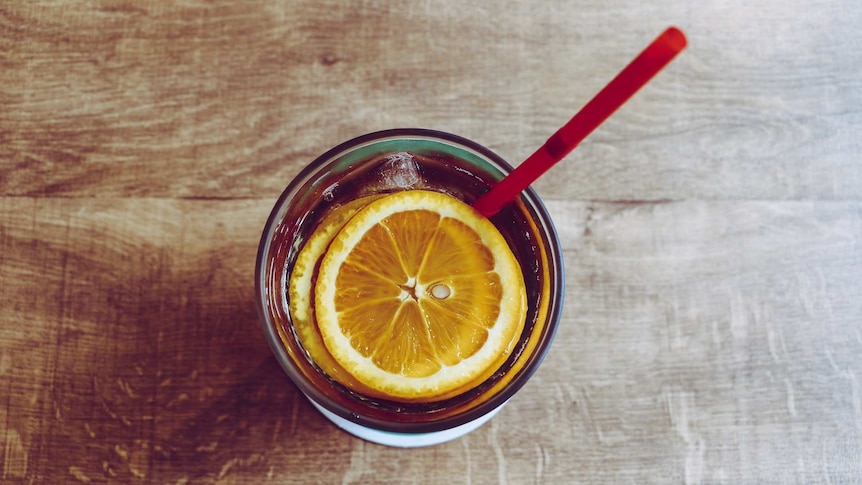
[2, 1, 861, 483]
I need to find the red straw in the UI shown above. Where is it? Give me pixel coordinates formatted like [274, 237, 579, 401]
[473, 27, 688, 217]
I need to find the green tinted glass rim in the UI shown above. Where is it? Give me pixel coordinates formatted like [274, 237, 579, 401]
[326, 137, 504, 182]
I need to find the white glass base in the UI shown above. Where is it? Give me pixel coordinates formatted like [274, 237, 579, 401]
[309, 398, 506, 448]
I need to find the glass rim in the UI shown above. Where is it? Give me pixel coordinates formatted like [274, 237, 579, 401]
[255, 128, 565, 434]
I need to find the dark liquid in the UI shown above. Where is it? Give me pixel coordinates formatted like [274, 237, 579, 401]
[266, 148, 550, 424]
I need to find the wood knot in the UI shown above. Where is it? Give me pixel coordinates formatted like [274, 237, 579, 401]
[320, 54, 339, 66]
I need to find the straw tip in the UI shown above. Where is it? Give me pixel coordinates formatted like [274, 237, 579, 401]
[664, 26, 688, 51]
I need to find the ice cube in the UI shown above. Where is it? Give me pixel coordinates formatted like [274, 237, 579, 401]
[321, 182, 338, 201]
[373, 152, 424, 191]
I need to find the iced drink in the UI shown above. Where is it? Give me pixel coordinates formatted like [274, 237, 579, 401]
[256, 129, 563, 446]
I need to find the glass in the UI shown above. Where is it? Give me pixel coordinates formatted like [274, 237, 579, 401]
[255, 129, 564, 447]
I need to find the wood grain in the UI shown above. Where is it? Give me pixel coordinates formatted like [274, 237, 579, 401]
[3, 0, 861, 201]
[1, 198, 860, 482]
[2, 0, 861, 483]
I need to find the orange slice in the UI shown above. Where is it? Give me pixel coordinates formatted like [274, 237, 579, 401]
[314, 190, 527, 400]
[288, 195, 384, 393]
